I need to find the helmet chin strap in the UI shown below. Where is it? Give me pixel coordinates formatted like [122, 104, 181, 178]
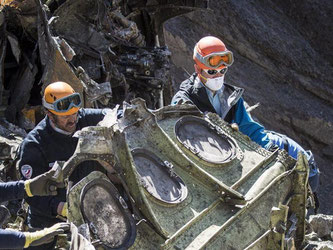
[198, 73, 214, 93]
[199, 73, 208, 82]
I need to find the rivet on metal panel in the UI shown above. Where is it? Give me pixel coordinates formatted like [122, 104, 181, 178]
[164, 160, 175, 177]
[119, 196, 128, 209]
[190, 147, 199, 154]
[89, 221, 98, 236]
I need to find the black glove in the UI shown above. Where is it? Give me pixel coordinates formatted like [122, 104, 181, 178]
[24, 161, 65, 197]
[23, 222, 70, 248]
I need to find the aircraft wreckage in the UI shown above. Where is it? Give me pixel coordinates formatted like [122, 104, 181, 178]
[61, 99, 309, 249]
[0, 0, 311, 249]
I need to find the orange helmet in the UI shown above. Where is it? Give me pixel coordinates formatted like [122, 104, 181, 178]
[193, 36, 234, 70]
[42, 81, 81, 116]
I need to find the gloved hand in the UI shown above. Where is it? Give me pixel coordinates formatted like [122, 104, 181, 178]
[57, 202, 68, 217]
[230, 123, 239, 132]
[24, 161, 65, 197]
[23, 222, 70, 248]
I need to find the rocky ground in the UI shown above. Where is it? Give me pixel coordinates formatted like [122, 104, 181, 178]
[163, 0, 333, 215]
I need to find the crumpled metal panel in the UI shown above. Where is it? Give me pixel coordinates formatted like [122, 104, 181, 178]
[0, 118, 25, 167]
[132, 148, 188, 204]
[53, 0, 113, 53]
[35, 0, 84, 101]
[69, 222, 95, 250]
[175, 115, 238, 164]
[65, 99, 307, 249]
[80, 177, 136, 249]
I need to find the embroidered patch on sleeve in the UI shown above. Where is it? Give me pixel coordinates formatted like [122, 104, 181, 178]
[21, 165, 33, 179]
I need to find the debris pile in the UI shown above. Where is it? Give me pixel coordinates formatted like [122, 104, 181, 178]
[0, 0, 208, 168]
[0, 0, 209, 236]
[305, 214, 333, 250]
[1, 0, 209, 132]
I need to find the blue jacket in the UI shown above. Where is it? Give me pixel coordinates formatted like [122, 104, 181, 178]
[0, 181, 26, 249]
[18, 108, 107, 228]
[0, 229, 25, 249]
[0, 181, 26, 203]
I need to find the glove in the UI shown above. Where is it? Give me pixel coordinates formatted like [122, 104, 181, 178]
[57, 202, 68, 217]
[61, 202, 68, 217]
[24, 161, 65, 197]
[230, 123, 239, 132]
[23, 222, 70, 248]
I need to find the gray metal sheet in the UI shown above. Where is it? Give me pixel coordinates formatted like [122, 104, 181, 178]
[132, 148, 187, 204]
[80, 178, 136, 249]
[175, 116, 237, 164]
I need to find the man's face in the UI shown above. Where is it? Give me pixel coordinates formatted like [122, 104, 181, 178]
[48, 112, 78, 133]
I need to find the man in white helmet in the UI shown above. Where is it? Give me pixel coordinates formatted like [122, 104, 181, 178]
[172, 36, 320, 202]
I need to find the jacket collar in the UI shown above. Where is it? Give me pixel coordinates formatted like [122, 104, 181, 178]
[191, 73, 244, 101]
[190, 73, 244, 119]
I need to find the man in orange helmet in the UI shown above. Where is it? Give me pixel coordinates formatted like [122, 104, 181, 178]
[172, 36, 319, 202]
[172, 36, 269, 145]
[42, 81, 82, 134]
[17, 81, 108, 250]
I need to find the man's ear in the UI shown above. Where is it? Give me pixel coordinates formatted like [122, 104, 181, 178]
[46, 110, 55, 122]
[45, 110, 51, 117]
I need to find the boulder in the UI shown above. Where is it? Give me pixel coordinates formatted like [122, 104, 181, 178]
[309, 214, 333, 239]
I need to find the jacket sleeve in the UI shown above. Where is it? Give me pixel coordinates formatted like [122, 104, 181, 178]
[171, 89, 194, 105]
[18, 142, 63, 216]
[171, 79, 196, 106]
[232, 98, 271, 148]
[79, 108, 107, 126]
[0, 181, 26, 203]
[0, 229, 26, 249]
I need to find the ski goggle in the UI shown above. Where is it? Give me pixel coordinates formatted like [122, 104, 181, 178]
[43, 93, 82, 113]
[195, 50, 234, 69]
[202, 67, 228, 76]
